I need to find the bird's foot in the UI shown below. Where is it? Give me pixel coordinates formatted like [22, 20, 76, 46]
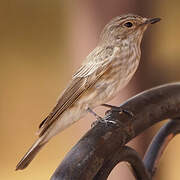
[101, 104, 135, 137]
[102, 104, 134, 119]
[87, 107, 102, 121]
[91, 118, 117, 127]
[87, 107, 117, 127]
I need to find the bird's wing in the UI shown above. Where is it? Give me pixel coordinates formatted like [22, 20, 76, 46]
[38, 46, 119, 136]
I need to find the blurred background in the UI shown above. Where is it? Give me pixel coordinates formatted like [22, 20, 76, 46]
[1, 0, 180, 179]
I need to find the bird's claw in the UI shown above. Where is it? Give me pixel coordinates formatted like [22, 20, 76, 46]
[119, 108, 134, 119]
[91, 118, 117, 127]
[102, 104, 134, 119]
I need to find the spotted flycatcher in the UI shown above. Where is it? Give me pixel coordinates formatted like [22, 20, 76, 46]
[16, 14, 161, 170]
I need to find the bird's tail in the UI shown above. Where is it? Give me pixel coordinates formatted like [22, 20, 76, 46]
[15, 136, 47, 170]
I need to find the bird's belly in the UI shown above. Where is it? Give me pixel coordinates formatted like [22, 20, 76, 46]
[89, 76, 130, 106]
[85, 66, 137, 107]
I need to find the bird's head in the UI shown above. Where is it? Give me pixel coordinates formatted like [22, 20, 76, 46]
[100, 14, 161, 46]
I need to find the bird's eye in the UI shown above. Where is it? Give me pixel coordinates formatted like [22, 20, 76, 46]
[124, 22, 133, 28]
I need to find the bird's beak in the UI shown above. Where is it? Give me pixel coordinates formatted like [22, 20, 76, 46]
[144, 17, 161, 25]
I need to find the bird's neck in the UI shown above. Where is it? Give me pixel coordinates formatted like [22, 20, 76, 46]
[99, 37, 141, 59]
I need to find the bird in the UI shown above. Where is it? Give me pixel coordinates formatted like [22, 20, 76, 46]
[16, 14, 161, 170]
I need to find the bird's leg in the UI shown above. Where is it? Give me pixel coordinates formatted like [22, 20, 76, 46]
[87, 107, 102, 120]
[87, 108, 103, 127]
[101, 104, 134, 118]
[87, 107, 116, 127]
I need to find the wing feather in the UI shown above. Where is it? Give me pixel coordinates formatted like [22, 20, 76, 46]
[38, 46, 118, 136]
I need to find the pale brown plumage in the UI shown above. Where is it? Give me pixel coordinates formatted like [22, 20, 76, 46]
[16, 14, 161, 170]
[38, 46, 115, 137]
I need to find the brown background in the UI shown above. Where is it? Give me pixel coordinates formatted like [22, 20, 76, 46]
[1, 0, 180, 179]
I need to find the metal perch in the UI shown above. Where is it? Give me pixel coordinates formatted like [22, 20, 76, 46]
[50, 83, 180, 180]
[143, 119, 180, 178]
